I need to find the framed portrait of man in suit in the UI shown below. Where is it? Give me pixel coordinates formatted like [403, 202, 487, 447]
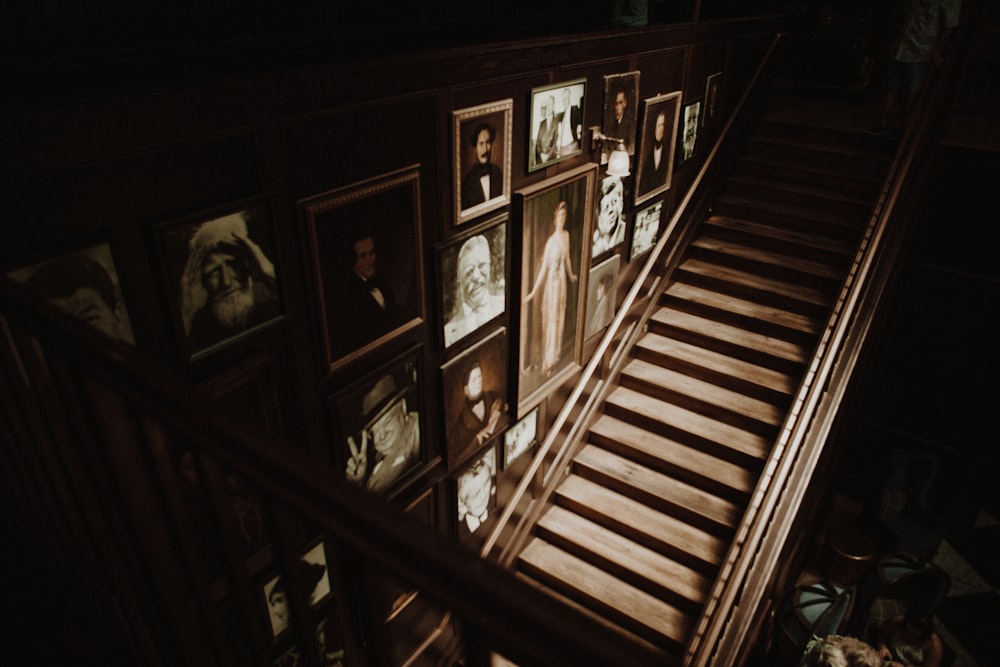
[600, 71, 640, 163]
[436, 213, 508, 351]
[300, 166, 425, 376]
[441, 327, 510, 470]
[528, 79, 586, 173]
[453, 99, 513, 226]
[634, 91, 681, 206]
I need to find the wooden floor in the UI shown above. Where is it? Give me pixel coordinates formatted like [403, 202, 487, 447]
[512, 88, 896, 663]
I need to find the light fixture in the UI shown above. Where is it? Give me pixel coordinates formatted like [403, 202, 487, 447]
[590, 126, 631, 177]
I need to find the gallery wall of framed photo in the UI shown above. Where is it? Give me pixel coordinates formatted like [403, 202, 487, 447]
[1, 17, 779, 667]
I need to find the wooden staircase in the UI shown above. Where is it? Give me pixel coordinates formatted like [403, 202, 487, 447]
[514, 97, 894, 662]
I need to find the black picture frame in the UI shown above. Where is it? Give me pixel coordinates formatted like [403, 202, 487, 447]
[5, 239, 138, 346]
[703, 71, 724, 129]
[680, 100, 701, 163]
[300, 165, 425, 376]
[600, 71, 641, 161]
[528, 79, 586, 172]
[453, 99, 513, 226]
[629, 200, 664, 263]
[516, 163, 597, 413]
[635, 91, 681, 205]
[503, 406, 539, 469]
[441, 327, 510, 470]
[584, 253, 620, 340]
[592, 174, 627, 258]
[437, 214, 508, 351]
[454, 443, 498, 544]
[153, 198, 282, 363]
[329, 346, 424, 494]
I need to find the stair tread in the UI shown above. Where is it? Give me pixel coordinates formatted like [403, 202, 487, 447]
[519, 538, 693, 646]
[590, 413, 758, 497]
[725, 173, 875, 208]
[689, 236, 844, 281]
[702, 215, 857, 256]
[736, 153, 885, 185]
[650, 307, 810, 365]
[714, 193, 866, 227]
[556, 474, 728, 570]
[746, 133, 893, 162]
[576, 444, 743, 531]
[537, 505, 712, 608]
[676, 258, 831, 309]
[664, 282, 822, 337]
[606, 385, 771, 462]
[621, 358, 784, 428]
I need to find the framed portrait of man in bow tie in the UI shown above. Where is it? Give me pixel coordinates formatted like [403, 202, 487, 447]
[436, 213, 508, 350]
[441, 327, 510, 471]
[453, 99, 513, 227]
[454, 444, 497, 544]
[634, 91, 681, 206]
[300, 165, 426, 376]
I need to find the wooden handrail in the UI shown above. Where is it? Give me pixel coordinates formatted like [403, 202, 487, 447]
[481, 32, 786, 567]
[683, 17, 973, 666]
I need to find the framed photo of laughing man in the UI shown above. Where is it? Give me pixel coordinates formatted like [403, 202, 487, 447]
[454, 99, 513, 226]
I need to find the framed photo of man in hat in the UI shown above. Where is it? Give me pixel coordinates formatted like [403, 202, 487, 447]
[329, 348, 423, 495]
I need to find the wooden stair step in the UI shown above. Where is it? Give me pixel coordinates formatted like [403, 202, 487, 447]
[664, 281, 822, 342]
[589, 413, 757, 501]
[752, 117, 895, 155]
[700, 215, 857, 264]
[633, 332, 797, 405]
[519, 538, 692, 651]
[713, 193, 865, 230]
[620, 358, 784, 434]
[743, 136, 891, 174]
[649, 307, 811, 369]
[574, 444, 742, 535]
[733, 155, 883, 197]
[536, 505, 713, 612]
[555, 474, 728, 573]
[605, 385, 771, 466]
[673, 258, 831, 316]
[724, 173, 875, 210]
[687, 236, 843, 286]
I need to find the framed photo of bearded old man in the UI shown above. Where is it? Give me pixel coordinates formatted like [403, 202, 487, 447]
[300, 165, 425, 377]
[453, 99, 513, 226]
[436, 213, 508, 351]
[154, 197, 283, 363]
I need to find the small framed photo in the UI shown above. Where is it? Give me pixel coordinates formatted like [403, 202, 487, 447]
[680, 100, 701, 163]
[630, 200, 663, 262]
[453, 99, 513, 225]
[437, 214, 508, 350]
[600, 71, 641, 161]
[300, 539, 332, 608]
[635, 91, 682, 205]
[503, 406, 539, 469]
[516, 163, 597, 413]
[592, 174, 626, 257]
[6, 240, 137, 346]
[455, 444, 498, 543]
[703, 71, 724, 129]
[441, 328, 510, 470]
[330, 347, 423, 494]
[584, 254, 620, 340]
[154, 198, 282, 362]
[528, 79, 586, 172]
[262, 571, 293, 639]
[300, 166, 425, 376]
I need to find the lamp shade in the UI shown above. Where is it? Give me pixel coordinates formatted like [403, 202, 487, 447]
[607, 143, 630, 177]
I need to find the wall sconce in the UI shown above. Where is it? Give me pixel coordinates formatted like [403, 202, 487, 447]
[590, 126, 631, 178]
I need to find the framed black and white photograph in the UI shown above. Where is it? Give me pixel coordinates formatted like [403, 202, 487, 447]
[517, 163, 597, 412]
[455, 444, 497, 543]
[635, 91, 681, 205]
[592, 174, 626, 257]
[441, 328, 510, 470]
[503, 406, 539, 469]
[300, 539, 332, 608]
[630, 200, 663, 262]
[262, 572, 292, 639]
[437, 214, 507, 350]
[154, 198, 282, 362]
[584, 254, 620, 340]
[6, 240, 137, 346]
[600, 71, 640, 161]
[453, 99, 513, 226]
[330, 347, 423, 494]
[680, 100, 701, 163]
[300, 166, 424, 376]
[703, 71, 724, 129]
[528, 79, 586, 172]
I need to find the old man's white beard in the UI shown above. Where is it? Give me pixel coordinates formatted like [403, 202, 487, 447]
[210, 285, 254, 330]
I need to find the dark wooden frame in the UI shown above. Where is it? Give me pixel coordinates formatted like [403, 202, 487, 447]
[600, 71, 641, 160]
[528, 78, 586, 173]
[634, 91, 682, 206]
[629, 199, 664, 262]
[503, 406, 539, 469]
[583, 253, 620, 341]
[680, 100, 702, 163]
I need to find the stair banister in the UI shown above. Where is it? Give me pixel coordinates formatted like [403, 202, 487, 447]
[683, 20, 971, 666]
[481, 32, 788, 567]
